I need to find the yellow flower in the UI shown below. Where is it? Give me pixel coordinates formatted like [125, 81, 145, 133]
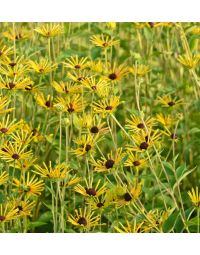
[191, 27, 200, 35]
[52, 81, 80, 95]
[10, 156, 37, 171]
[157, 95, 184, 108]
[74, 178, 107, 198]
[68, 207, 100, 229]
[33, 162, 71, 181]
[124, 151, 147, 172]
[126, 114, 154, 134]
[0, 142, 33, 163]
[64, 55, 88, 70]
[10, 130, 34, 146]
[0, 203, 19, 222]
[34, 24, 64, 38]
[0, 76, 32, 91]
[129, 64, 150, 77]
[3, 28, 31, 41]
[0, 96, 14, 114]
[177, 54, 199, 69]
[13, 173, 44, 197]
[81, 77, 109, 94]
[35, 94, 54, 110]
[67, 70, 91, 83]
[56, 94, 86, 114]
[90, 148, 124, 173]
[89, 194, 110, 211]
[128, 129, 161, 153]
[72, 134, 99, 157]
[106, 63, 129, 82]
[115, 220, 144, 233]
[11, 199, 36, 217]
[156, 113, 174, 128]
[0, 44, 13, 59]
[90, 34, 119, 48]
[0, 115, 22, 135]
[188, 187, 200, 207]
[0, 171, 8, 186]
[28, 58, 57, 74]
[106, 22, 117, 30]
[92, 96, 121, 117]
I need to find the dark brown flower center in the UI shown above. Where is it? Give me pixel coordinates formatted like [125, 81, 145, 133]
[9, 62, 16, 67]
[137, 123, 145, 129]
[12, 153, 20, 160]
[105, 105, 113, 111]
[0, 127, 8, 133]
[8, 82, 16, 89]
[170, 133, 178, 139]
[86, 188, 97, 196]
[148, 22, 155, 28]
[67, 107, 75, 113]
[97, 202, 104, 208]
[108, 73, 117, 80]
[85, 144, 92, 152]
[31, 128, 37, 136]
[168, 101, 175, 106]
[140, 142, 149, 150]
[133, 160, 141, 166]
[39, 68, 44, 73]
[75, 64, 81, 69]
[0, 50, 3, 56]
[0, 215, 6, 221]
[15, 34, 22, 40]
[91, 85, 97, 90]
[78, 217, 87, 226]
[45, 100, 52, 108]
[90, 126, 99, 134]
[102, 42, 108, 47]
[77, 77, 84, 81]
[105, 159, 115, 169]
[124, 192, 132, 201]
[17, 205, 23, 211]
[65, 88, 69, 93]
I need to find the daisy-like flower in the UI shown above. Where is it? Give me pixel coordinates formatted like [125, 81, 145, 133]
[35, 94, 54, 110]
[68, 207, 100, 230]
[10, 130, 34, 146]
[34, 24, 64, 38]
[0, 63, 28, 78]
[0, 115, 22, 135]
[28, 58, 57, 74]
[177, 54, 199, 69]
[73, 113, 93, 129]
[52, 81, 80, 95]
[87, 60, 104, 73]
[56, 94, 86, 114]
[33, 162, 71, 181]
[191, 27, 200, 35]
[106, 63, 129, 82]
[0, 203, 19, 222]
[0, 76, 32, 91]
[72, 134, 98, 157]
[21, 122, 44, 143]
[0, 171, 8, 186]
[92, 96, 121, 117]
[81, 77, 109, 94]
[143, 209, 172, 232]
[74, 178, 107, 198]
[129, 64, 150, 77]
[10, 156, 37, 172]
[0, 142, 32, 163]
[188, 187, 200, 207]
[11, 199, 36, 217]
[90, 148, 124, 173]
[0, 96, 14, 114]
[106, 22, 117, 30]
[128, 129, 161, 153]
[64, 55, 88, 70]
[0, 44, 13, 59]
[126, 114, 155, 134]
[67, 70, 91, 83]
[12, 173, 44, 197]
[124, 151, 147, 172]
[3, 28, 31, 41]
[156, 113, 174, 128]
[107, 180, 142, 207]
[90, 34, 119, 48]
[115, 219, 144, 233]
[157, 95, 184, 108]
[89, 194, 110, 210]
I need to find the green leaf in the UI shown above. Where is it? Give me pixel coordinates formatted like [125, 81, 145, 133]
[176, 164, 187, 179]
[163, 210, 179, 233]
